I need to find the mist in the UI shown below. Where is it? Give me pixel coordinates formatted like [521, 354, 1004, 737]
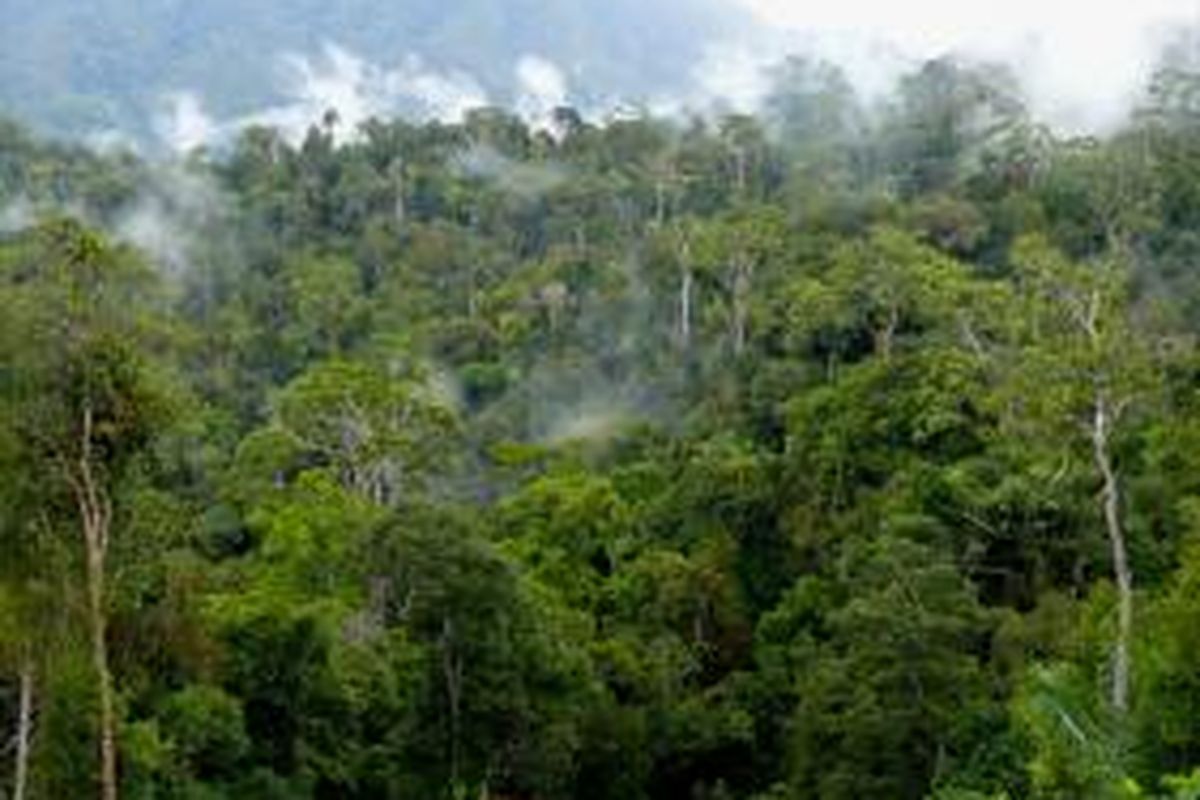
[154, 44, 491, 152]
[453, 145, 569, 199]
[113, 165, 229, 279]
[155, 44, 609, 153]
[727, 0, 1200, 132]
[0, 197, 33, 235]
[143, 2, 1200, 155]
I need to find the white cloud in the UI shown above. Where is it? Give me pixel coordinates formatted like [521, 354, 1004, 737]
[731, 0, 1200, 131]
[156, 92, 219, 154]
[387, 58, 490, 123]
[146, 6, 1200, 150]
[114, 165, 226, 276]
[515, 55, 571, 133]
[453, 144, 568, 197]
[249, 44, 489, 143]
[0, 196, 33, 234]
[158, 43, 489, 150]
[691, 42, 776, 114]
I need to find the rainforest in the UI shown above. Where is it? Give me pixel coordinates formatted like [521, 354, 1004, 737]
[4, 10, 1200, 798]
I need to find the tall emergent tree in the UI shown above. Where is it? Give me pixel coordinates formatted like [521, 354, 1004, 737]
[0, 218, 175, 800]
[1001, 235, 1160, 713]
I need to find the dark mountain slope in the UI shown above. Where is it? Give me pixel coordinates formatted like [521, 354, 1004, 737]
[0, 0, 746, 139]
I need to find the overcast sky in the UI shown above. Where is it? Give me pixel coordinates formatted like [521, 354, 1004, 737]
[731, 0, 1200, 130]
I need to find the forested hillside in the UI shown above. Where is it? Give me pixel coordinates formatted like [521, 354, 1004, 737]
[7, 52, 1200, 799]
[0, 0, 736, 139]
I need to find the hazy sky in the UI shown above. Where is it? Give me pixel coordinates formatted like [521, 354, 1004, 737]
[733, 0, 1200, 130]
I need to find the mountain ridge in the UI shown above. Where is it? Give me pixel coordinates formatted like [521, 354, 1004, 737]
[0, 0, 747, 142]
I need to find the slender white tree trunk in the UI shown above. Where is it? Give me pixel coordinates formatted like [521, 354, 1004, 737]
[731, 258, 751, 357]
[1092, 392, 1133, 713]
[675, 234, 694, 351]
[68, 406, 118, 800]
[680, 264, 693, 348]
[86, 540, 117, 800]
[13, 657, 33, 800]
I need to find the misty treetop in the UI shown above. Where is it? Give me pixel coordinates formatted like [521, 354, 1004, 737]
[7, 50, 1200, 800]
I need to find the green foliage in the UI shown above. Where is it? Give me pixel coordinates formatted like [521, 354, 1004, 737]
[784, 536, 1001, 798]
[6, 49, 1200, 799]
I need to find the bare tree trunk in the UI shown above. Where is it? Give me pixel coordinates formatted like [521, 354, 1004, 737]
[86, 540, 117, 800]
[679, 256, 693, 350]
[441, 616, 463, 788]
[1092, 392, 1132, 713]
[674, 232, 693, 351]
[13, 657, 33, 800]
[731, 258, 751, 357]
[67, 406, 118, 800]
[874, 305, 900, 361]
[731, 147, 747, 196]
[391, 161, 406, 224]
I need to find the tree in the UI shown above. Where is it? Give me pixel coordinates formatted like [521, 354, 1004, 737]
[693, 206, 788, 358]
[786, 226, 986, 365]
[268, 355, 459, 505]
[998, 236, 1161, 713]
[0, 218, 176, 799]
[777, 537, 999, 799]
[764, 56, 865, 189]
[882, 58, 1027, 196]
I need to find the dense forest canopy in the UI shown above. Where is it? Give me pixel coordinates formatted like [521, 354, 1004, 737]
[8, 35, 1200, 799]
